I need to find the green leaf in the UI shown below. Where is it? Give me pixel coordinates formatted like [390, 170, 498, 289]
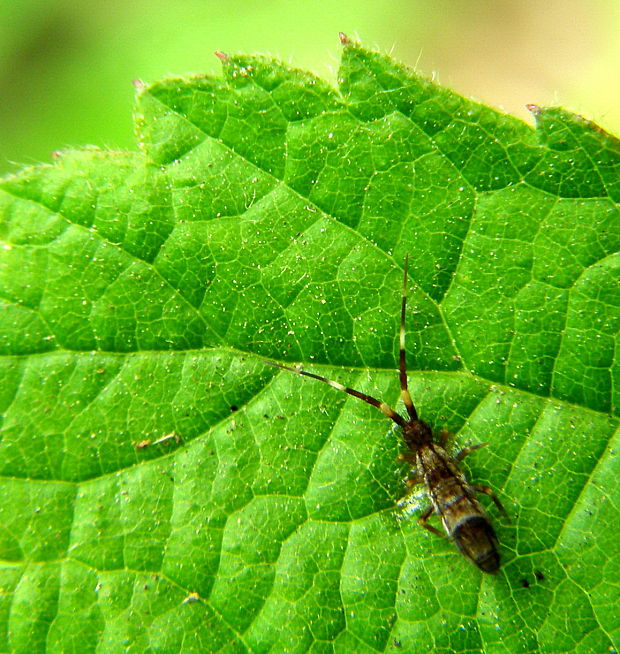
[1, 41, 619, 654]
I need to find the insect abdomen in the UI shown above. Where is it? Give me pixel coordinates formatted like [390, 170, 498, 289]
[451, 515, 500, 574]
[420, 445, 501, 574]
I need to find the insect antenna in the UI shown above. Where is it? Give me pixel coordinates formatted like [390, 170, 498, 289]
[263, 361, 406, 427]
[399, 255, 418, 421]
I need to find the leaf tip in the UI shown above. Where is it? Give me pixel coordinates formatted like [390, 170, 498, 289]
[339, 32, 352, 46]
[526, 103, 542, 116]
[132, 78, 146, 90]
[214, 50, 229, 62]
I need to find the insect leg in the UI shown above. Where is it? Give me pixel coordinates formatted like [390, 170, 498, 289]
[418, 506, 443, 537]
[439, 429, 450, 446]
[405, 468, 423, 488]
[471, 484, 510, 520]
[263, 360, 406, 427]
[395, 462, 422, 511]
[455, 442, 489, 461]
[399, 255, 418, 421]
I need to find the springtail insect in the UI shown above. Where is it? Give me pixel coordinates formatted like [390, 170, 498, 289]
[264, 256, 508, 574]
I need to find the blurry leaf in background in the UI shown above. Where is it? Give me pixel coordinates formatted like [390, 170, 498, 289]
[0, 0, 619, 174]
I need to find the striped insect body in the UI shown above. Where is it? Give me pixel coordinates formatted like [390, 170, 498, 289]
[265, 256, 507, 574]
[413, 438, 502, 574]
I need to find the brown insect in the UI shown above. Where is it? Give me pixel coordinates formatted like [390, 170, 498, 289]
[265, 256, 508, 574]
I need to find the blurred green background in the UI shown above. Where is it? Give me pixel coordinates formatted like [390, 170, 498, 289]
[1, 0, 619, 175]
